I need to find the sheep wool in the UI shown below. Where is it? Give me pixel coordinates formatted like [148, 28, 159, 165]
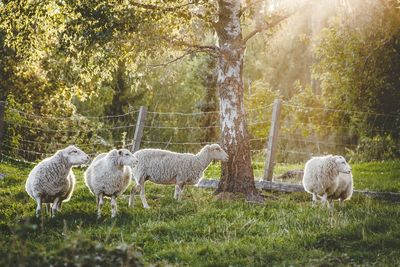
[331, 170, 353, 202]
[129, 144, 228, 209]
[84, 148, 138, 218]
[302, 155, 352, 207]
[25, 145, 89, 217]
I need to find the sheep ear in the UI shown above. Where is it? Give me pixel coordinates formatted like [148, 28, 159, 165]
[60, 148, 68, 157]
[118, 150, 122, 156]
[334, 156, 344, 163]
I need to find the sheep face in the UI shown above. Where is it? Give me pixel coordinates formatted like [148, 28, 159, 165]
[208, 144, 229, 162]
[334, 156, 351, 174]
[117, 149, 139, 167]
[62, 145, 90, 165]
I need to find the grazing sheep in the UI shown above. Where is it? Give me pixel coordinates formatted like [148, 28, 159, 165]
[302, 155, 351, 208]
[129, 144, 228, 209]
[84, 149, 138, 218]
[25, 145, 89, 217]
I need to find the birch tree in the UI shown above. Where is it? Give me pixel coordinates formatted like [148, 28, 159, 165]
[212, 0, 287, 200]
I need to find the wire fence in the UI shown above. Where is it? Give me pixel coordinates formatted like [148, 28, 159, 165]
[276, 102, 400, 163]
[1, 100, 399, 178]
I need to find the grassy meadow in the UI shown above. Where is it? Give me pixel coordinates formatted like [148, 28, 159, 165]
[0, 160, 400, 266]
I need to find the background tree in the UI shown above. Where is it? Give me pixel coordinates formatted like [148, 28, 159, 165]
[1, 0, 399, 179]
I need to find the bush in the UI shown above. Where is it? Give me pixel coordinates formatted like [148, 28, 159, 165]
[347, 135, 399, 162]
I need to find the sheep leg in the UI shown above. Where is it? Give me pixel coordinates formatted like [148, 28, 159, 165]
[35, 196, 42, 218]
[97, 193, 104, 218]
[173, 185, 180, 200]
[178, 185, 184, 201]
[45, 203, 50, 214]
[139, 183, 150, 209]
[174, 184, 184, 201]
[111, 195, 117, 218]
[57, 201, 63, 212]
[51, 197, 60, 217]
[312, 193, 317, 207]
[328, 199, 334, 210]
[128, 186, 136, 208]
[321, 193, 329, 208]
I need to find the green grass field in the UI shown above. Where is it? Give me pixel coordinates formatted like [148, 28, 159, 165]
[1, 160, 400, 266]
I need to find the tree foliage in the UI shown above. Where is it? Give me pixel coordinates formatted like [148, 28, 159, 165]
[1, 0, 399, 164]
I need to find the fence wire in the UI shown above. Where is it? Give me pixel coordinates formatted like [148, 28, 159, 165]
[1, 102, 399, 176]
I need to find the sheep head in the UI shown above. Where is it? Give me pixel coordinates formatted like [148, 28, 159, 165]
[206, 144, 229, 162]
[113, 149, 138, 167]
[334, 155, 351, 174]
[62, 145, 90, 165]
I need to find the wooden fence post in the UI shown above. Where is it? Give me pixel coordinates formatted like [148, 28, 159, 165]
[0, 101, 5, 146]
[131, 106, 147, 152]
[263, 99, 282, 181]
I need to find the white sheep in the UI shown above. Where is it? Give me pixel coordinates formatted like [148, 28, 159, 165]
[129, 144, 228, 209]
[302, 155, 352, 208]
[25, 145, 89, 217]
[84, 148, 138, 218]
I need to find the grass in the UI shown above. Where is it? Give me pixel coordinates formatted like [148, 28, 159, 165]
[0, 160, 400, 266]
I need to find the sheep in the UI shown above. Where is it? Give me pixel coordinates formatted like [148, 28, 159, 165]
[302, 155, 352, 208]
[84, 148, 138, 218]
[129, 144, 228, 209]
[25, 145, 89, 218]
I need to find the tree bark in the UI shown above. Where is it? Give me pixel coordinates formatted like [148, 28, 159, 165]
[214, 0, 259, 200]
[200, 56, 218, 143]
[0, 101, 5, 146]
[106, 59, 128, 117]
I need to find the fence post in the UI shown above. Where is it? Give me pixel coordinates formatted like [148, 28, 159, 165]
[131, 106, 147, 153]
[263, 99, 282, 181]
[0, 101, 5, 146]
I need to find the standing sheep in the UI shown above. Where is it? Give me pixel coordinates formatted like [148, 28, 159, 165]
[25, 145, 89, 217]
[84, 148, 138, 218]
[302, 155, 352, 208]
[129, 144, 228, 209]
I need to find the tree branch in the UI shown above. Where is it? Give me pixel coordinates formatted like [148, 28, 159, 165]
[146, 52, 192, 68]
[243, 14, 290, 45]
[239, 0, 265, 17]
[131, 2, 192, 12]
[146, 47, 217, 68]
[162, 37, 220, 54]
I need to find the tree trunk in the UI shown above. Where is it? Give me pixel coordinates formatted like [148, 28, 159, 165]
[107, 60, 127, 117]
[214, 0, 259, 200]
[0, 101, 5, 146]
[200, 56, 218, 143]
